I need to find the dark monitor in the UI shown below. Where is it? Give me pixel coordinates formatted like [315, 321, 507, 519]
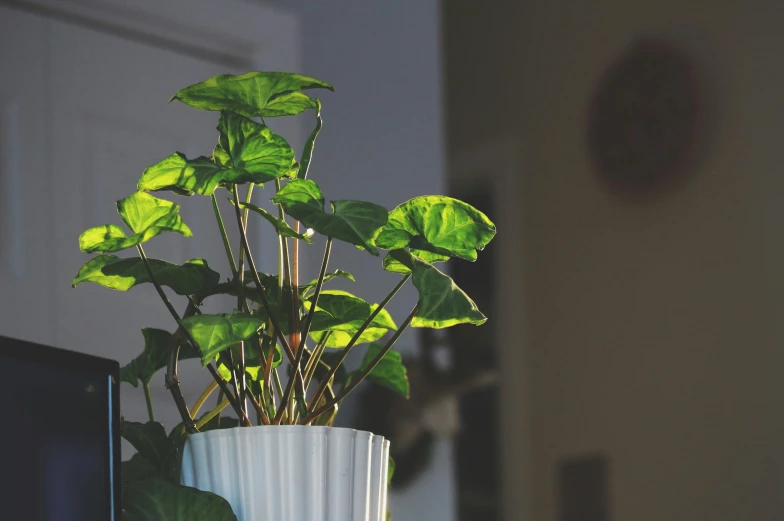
[0, 335, 121, 521]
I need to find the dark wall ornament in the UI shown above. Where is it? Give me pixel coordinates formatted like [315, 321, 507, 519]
[587, 37, 702, 196]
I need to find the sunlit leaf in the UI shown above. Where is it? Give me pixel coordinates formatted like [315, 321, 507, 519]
[273, 179, 387, 254]
[217, 111, 297, 183]
[385, 249, 486, 328]
[73, 256, 219, 295]
[180, 313, 264, 364]
[120, 329, 199, 388]
[377, 196, 496, 261]
[306, 290, 396, 348]
[138, 152, 246, 196]
[79, 192, 191, 253]
[171, 71, 333, 118]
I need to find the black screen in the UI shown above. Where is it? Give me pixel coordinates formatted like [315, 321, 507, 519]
[0, 338, 118, 521]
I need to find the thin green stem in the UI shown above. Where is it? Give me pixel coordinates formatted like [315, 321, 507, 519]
[211, 193, 237, 278]
[274, 238, 332, 424]
[307, 273, 411, 411]
[234, 185, 254, 419]
[143, 382, 155, 423]
[303, 332, 331, 391]
[303, 305, 418, 424]
[275, 179, 296, 348]
[194, 399, 230, 430]
[191, 380, 218, 418]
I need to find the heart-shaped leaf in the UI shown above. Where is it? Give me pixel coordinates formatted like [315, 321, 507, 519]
[73, 256, 219, 295]
[121, 421, 171, 467]
[79, 192, 191, 253]
[217, 111, 297, 183]
[180, 313, 264, 364]
[120, 329, 199, 388]
[236, 201, 313, 242]
[385, 249, 486, 328]
[171, 71, 334, 118]
[377, 196, 496, 261]
[123, 478, 237, 521]
[355, 343, 409, 398]
[138, 152, 247, 196]
[273, 179, 387, 254]
[306, 290, 397, 348]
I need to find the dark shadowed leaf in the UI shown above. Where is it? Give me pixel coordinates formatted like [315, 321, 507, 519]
[181, 313, 264, 364]
[72, 256, 219, 295]
[355, 344, 409, 398]
[171, 71, 333, 118]
[217, 111, 297, 183]
[385, 250, 486, 328]
[237, 201, 313, 242]
[121, 421, 171, 467]
[123, 478, 237, 521]
[79, 192, 191, 253]
[120, 328, 199, 388]
[376, 196, 496, 261]
[273, 179, 387, 254]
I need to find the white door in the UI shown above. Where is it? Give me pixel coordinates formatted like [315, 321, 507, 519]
[0, 1, 300, 428]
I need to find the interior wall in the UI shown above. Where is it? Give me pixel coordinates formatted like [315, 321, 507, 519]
[445, 1, 784, 520]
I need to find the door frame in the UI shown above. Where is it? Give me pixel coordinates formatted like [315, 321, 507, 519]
[449, 136, 531, 521]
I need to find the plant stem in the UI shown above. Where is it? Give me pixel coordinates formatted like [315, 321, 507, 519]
[307, 273, 411, 411]
[303, 332, 331, 391]
[136, 244, 197, 432]
[136, 244, 249, 427]
[275, 179, 296, 351]
[274, 238, 332, 424]
[234, 185, 254, 419]
[231, 189, 295, 363]
[302, 305, 418, 424]
[143, 382, 155, 423]
[211, 193, 238, 278]
[191, 380, 218, 418]
[194, 399, 230, 430]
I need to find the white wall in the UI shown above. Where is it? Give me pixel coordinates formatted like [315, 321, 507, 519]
[262, 2, 454, 520]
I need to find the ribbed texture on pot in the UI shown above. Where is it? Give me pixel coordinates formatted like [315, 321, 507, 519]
[180, 426, 390, 521]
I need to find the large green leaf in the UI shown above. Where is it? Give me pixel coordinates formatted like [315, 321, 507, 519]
[217, 111, 297, 183]
[273, 179, 387, 254]
[307, 290, 397, 348]
[298, 99, 323, 179]
[237, 201, 313, 242]
[79, 192, 191, 253]
[138, 152, 246, 196]
[357, 344, 409, 398]
[180, 313, 264, 364]
[171, 71, 334, 118]
[120, 328, 199, 388]
[386, 249, 486, 328]
[72, 256, 219, 295]
[123, 478, 237, 521]
[376, 196, 496, 261]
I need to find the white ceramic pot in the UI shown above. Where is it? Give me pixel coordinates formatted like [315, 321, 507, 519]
[180, 425, 390, 521]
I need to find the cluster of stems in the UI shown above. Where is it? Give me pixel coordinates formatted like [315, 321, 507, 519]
[136, 181, 415, 433]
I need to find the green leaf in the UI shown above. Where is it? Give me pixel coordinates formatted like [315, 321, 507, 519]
[377, 196, 496, 261]
[171, 71, 334, 118]
[388, 456, 396, 487]
[138, 152, 244, 196]
[298, 99, 323, 179]
[307, 290, 397, 348]
[180, 313, 264, 364]
[217, 111, 297, 183]
[73, 256, 219, 295]
[79, 192, 191, 253]
[120, 329, 199, 388]
[300, 269, 355, 296]
[122, 453, 160, 485]
[386, 250, 486, 328]
[123, 478, 237, 521]
[357, 344, 409, 398]
[121, 421, 171, 467]
[273, 179, 387, 254]
[237, 201, 313, 243]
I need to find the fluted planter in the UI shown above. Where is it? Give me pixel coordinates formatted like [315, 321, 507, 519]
[180, 426, 390, 521]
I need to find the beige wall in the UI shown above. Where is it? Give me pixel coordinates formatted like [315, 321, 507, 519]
[445, 2, 784, 520]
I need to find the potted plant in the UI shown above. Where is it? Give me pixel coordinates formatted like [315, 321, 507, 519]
[73, 71, 496, 521]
